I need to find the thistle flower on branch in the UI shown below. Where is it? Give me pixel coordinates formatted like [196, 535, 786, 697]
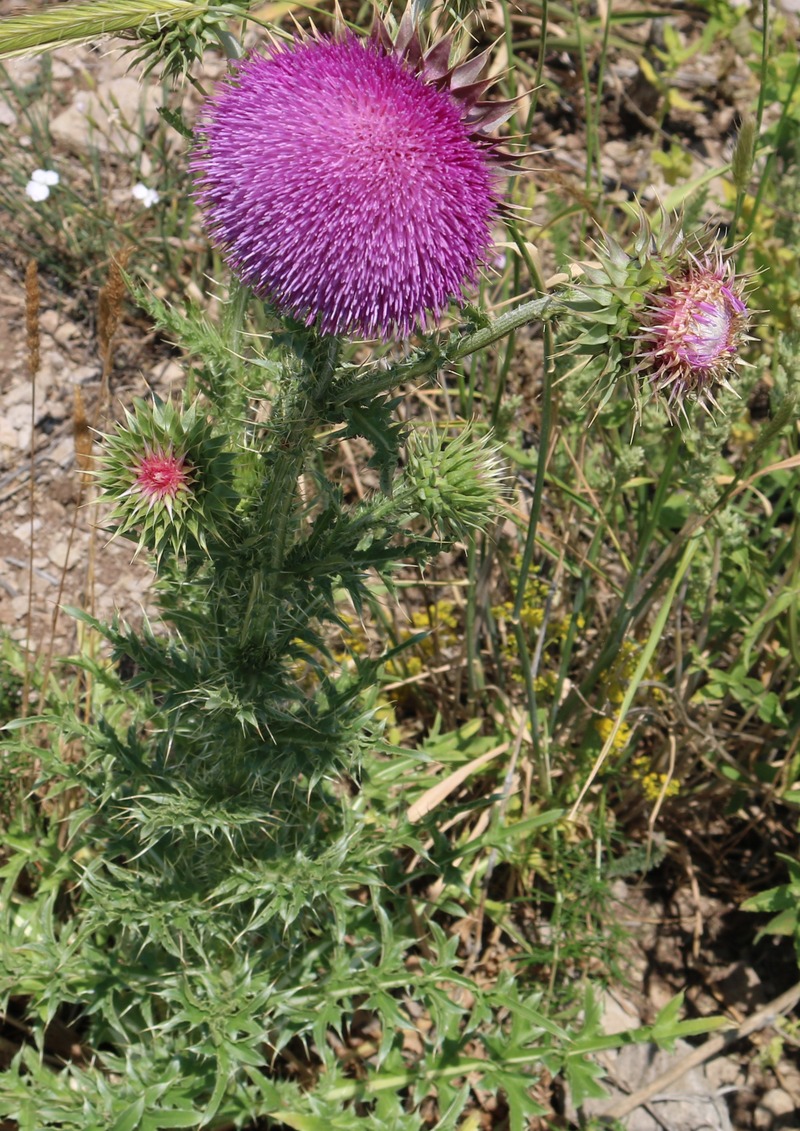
[561, 212, 752, 424]
[97, 397, 236, 561]
[191, 11, 517, 339]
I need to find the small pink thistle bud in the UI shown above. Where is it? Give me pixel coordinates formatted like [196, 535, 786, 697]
[98, 397, 237, 562]
[638, 252, 750, 419]
[131, 448, 193, 514]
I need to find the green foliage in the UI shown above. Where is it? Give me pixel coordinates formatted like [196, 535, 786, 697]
[0, 0, 211, 60]
[129, 1, 251, 80]
[742, 856, 800, 967]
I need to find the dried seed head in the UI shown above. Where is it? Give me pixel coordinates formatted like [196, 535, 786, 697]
[98, 250, 130, 362]
[73, 386, 94, 485]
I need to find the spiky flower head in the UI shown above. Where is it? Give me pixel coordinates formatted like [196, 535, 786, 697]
[401, 425, 508, 539]
[637, 251, 749, 418]
[98, 397, 237, 561]
[560, 212, 752, 424]
[131, 447, 192, 510]
[191, 13, 515, 339]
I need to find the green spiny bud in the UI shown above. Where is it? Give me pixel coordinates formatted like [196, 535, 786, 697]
[401, 426, 508, 539]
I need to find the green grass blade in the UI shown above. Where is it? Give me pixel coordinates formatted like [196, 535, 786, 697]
[0, 0, 207, 59]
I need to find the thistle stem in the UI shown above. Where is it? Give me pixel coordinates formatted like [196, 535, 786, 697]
[331, 294, 557, 407]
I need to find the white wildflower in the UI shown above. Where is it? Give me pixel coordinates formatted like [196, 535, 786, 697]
[131, 182, 159, 209]
[31, 169, 60, 186]
[25, 168, 59, 202]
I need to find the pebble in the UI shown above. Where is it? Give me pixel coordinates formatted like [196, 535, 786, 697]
[754, 1087, 796, 1129]
[47, 541, 74, 571]
[12, 518, 41, 542]
[49, 78, 161, 156]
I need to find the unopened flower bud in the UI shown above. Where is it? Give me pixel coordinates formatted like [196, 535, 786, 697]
[402, 426, 507, 538]
[98, 397, 236, 561]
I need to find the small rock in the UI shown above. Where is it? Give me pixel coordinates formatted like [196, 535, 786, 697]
[47, 440, 77, 470]
[4, 57, 40, 85]
[40, 310, 60, 335]
[54, 321, 81, 346]
[47, 541, 74, 571]
[10, 594, 29, 621]
[600, 988, 642, 1036]
[755, 1087, 796, 1129]
[152, 359, 185, 387]
[49, 474, 81, 506]
[12, 518, 41, 542]
[68, 364, 101, 386]
[569, 1038, 733, 1131]
[3, 381, 49, 411]
[50, 59, 76, 81]
[49, 78, 162, 156]
[0, 417, 17, 453]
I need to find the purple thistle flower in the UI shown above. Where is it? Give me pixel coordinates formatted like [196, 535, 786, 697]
[637, 252, 750, 418]
[192, 25, 512, 339]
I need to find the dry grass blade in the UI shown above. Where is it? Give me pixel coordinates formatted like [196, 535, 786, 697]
[0, 0, 208, 60]
[407, 742, 509, 824]
[25, 260, 40, 379]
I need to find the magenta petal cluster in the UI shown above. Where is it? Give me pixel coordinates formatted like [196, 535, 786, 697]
[639, 253, 749, 416]
[191, 33, 501, 339]
[131, 448, 192, 513]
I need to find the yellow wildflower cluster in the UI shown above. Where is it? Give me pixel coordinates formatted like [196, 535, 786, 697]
[330, 612, 371, 667]
[325, 598, 463, 712]
[594, 715, 633, 752]
[600, 639, 666, 706]
[631, 756, 680, 802]
[601, 640, 642, 706]
[491, 564, 575, 692]
[410, 600, 460, 636]
[384, 598, 461, 681]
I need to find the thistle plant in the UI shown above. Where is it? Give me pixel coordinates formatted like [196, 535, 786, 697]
[0, 4, 764, 1129]
[0, 9, 591, 1127]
